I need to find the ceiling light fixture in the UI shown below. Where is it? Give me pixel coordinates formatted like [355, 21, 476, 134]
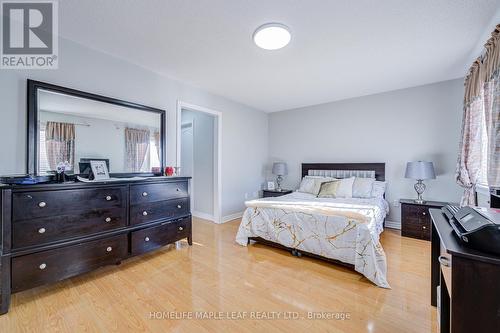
[253, 23, 291, 50]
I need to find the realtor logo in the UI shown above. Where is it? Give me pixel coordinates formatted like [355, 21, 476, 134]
[1, 0, 58, 69]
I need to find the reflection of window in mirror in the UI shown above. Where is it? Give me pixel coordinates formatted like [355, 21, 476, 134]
[139, 132, 161, 172]
[39, 129, 51, 174]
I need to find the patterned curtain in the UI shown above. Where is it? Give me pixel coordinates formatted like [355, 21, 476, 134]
[125, 128, 150, 172]
[45, 122, 75, 171]
[457, 24, 500, 205]
[485, 74, 500, 186]
[456, 97, 484, 205]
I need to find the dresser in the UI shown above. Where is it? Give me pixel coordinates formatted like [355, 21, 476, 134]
[400, 199, 448, 240]
[430, 209, 500, 332]
[0, 177, 191, 314]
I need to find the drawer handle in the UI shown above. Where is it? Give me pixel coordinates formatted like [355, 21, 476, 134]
[145, 237, 150, 242]
[176, 188, 180, 192]
[105, 195, 112, 201]
[38, 201, 46, 208]
[142, 192, 148, 197]
[177, 205, 182, 209]
[142, 211, 148, 216]
[105, 217, 112, 223]
[38, 227, 46, 234]
[178, 226, 184, 231]
[422, 226, 427, 230]
[422, 212, 426, 216]
[438, 255, 450, 267]
[39, 263, 47, 270]
[106, 246, 112, 252]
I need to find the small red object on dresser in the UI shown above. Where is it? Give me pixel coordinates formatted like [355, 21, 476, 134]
[165, 166, 174, 176]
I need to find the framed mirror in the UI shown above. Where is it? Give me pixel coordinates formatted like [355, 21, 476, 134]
[27, 80, 165, 177]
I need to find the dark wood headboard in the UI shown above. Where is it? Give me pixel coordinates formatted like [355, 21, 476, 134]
[301, 163, 385, 181]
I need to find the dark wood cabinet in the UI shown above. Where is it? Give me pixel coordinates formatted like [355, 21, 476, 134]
[0, 177, 191, 314]
[400, 199, 448, 240]
[430, 209, 500, 333]
[262, 189, 293, 198]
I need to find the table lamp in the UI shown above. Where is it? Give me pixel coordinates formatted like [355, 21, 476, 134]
[405, 161, 436, 204]
[272, 162, 288, 192]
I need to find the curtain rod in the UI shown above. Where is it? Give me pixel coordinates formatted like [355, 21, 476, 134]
[39, 121, 90, 127]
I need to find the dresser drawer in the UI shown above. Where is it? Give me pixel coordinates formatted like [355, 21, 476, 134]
[13, 187, 127, 221]
[130, 198, 189, 225]
[403, 204, 430, 219]
[11, 234, 127, 292]
[131, 217, 191, 255]
[130, 181, 188, 205]
[402, 220, 431, 240]
[12, 207, 127, 249]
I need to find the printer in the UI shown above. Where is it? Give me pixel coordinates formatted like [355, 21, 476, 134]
[442, 205, 500, 255]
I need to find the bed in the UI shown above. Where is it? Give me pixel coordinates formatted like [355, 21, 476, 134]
[235, 163, 390, 288]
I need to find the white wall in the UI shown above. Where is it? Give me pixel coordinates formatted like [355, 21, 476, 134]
[39, 111, 126, 173]
[0, 37, 268, 218]
[181, 110, 215, 217]
[268, 79, 464, 225]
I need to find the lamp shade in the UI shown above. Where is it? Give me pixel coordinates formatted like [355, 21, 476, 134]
[272, 162, 288, 176]
[405, 161, 436, 180]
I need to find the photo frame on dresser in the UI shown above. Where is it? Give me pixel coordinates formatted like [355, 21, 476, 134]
[90, 160, 110, 180]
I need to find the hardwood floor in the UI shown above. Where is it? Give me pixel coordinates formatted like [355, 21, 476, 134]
[0, 217, 437, 332]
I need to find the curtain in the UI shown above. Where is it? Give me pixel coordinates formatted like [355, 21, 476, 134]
[486, 73, 500, 186]
[125, 128, 150, 172]
[457, 24, 500, 205]
[45, 121, 75, 171]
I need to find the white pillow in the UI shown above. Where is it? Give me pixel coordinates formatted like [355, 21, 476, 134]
[335, 177, 355, 198]
[298, 177, 334, 195]
[352, 177, 375, 198]
[371, 181, 387, 198]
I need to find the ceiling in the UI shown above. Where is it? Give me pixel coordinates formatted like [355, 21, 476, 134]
[39, 90, 161, 128]
[59, 0, 500, 112]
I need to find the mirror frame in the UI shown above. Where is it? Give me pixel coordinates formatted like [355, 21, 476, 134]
[27, 79, 166, 177]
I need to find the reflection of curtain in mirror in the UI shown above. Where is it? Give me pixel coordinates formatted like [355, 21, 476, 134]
[125, 128, 150, 172]
[45, 122, 75, 171]
[153, 131, 160, 161]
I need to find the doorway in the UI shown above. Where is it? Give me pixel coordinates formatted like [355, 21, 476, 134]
[177, 101, 222, 223]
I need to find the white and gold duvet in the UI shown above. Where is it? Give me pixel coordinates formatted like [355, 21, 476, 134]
[235, 192, 390, 288]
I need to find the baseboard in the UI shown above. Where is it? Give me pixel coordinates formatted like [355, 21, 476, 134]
[221, 211, 244, 223]
[385, 220, 401, 230]
[192, 210, 216, 222]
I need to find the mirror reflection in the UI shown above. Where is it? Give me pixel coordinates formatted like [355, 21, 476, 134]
[37, 89, 162, 175]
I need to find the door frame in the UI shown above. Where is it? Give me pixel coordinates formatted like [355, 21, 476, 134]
[176, 100, 222, 224]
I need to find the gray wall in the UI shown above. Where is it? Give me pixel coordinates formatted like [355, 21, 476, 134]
[0, 37, 268, 218]
[181, 110, 215, 217]
[268, 79, 464, 224]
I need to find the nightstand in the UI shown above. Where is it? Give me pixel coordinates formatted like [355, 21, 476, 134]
[400, 199, 448, 241]
[262, 189, 293, 198]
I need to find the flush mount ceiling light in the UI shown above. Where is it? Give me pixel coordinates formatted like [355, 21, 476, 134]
[253, 23, 291, 50]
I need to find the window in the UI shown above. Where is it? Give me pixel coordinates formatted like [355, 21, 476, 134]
[139, 135, 161, 172]
[38, 129, 51, 174]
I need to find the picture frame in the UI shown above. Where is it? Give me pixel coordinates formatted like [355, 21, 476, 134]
[267, 181, 275, 190]
[90, 160, 110, 180]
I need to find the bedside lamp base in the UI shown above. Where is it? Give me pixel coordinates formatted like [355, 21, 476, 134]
[276, 175, 283, 192]
[414, 179, 426, 204]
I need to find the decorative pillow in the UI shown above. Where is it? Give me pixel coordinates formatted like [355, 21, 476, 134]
[317, 180, 340, 198]
[335, 177, 355, 198]
[371, 181, 387, 198]
[298, 177, 334, 195]
[352, 177, 375, 198]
